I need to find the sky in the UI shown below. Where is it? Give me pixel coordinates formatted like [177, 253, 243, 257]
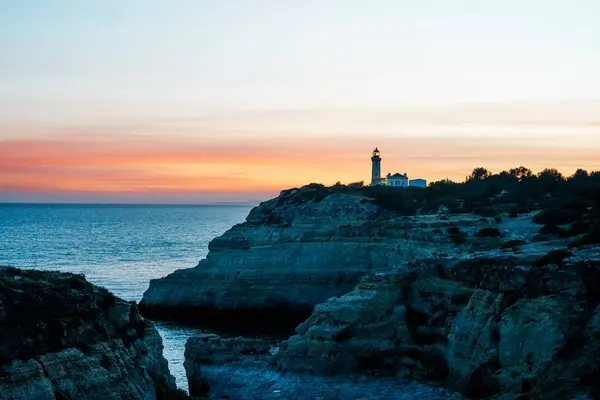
[1, 0, 599, 203]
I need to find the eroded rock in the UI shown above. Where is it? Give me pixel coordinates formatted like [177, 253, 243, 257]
[0, 267, 185, 400]
[274, 244, 600, 399]
[140, 190, 515, 333]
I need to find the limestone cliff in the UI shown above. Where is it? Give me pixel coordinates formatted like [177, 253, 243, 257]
[0, 267, 185, 400]
[274, 242, 600, 399]
[143, 183, 600, 398]
[140, 187, 503, 330]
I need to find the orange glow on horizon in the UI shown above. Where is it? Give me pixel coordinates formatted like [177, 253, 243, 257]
[1, 134, 599, 200]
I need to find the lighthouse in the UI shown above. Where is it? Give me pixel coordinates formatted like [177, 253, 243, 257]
[371, 148, 382, 185]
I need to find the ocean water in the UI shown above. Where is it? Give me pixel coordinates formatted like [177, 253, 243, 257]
[0, 203, 252, 390]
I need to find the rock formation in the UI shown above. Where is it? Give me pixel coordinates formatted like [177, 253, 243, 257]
[182, 242, 600, 398]
[140, 187, 503, 332]
[0, 267, 186, 400]
[184, 334, 274, 397]
[142, 183, 600, 398]
[184, 333, 451, 399]
[274, 243, 600, 399]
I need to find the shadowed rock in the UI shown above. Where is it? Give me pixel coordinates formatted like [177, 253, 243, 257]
[145, 184, 600, 398]
[273, 244, 600, 399]
[183, 333, 452, 399]
[0, 267, 187, 400]
[140, 188, 518, 333]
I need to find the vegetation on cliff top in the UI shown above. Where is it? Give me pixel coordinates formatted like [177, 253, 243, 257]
[0, 267, 134, 366]
[275, 166, 600, 245]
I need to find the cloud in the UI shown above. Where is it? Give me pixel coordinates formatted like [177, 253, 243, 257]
[2, 102, 600, 202]
[1, 134, 598, 198]
[0, 135, 361, 169]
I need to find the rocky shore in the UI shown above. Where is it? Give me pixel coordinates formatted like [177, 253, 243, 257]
[0, 267, 186, 400]
[143, 181, 600, 399]
[184, 333, 452, 400]
[7, 173, 599, 399]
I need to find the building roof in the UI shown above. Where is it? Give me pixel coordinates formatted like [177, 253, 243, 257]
[388, 172, 408, 178]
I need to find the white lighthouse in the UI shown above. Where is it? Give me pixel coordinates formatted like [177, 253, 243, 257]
[371, 148, 382, 185]
[368, 147, 427, 188]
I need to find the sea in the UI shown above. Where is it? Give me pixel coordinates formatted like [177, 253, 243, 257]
[0, 203, 253, 391]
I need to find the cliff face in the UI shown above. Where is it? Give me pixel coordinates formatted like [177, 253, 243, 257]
[138, 183, 600, 397]
[140, 188, 503, 330]
[274, 242, 600, 399]
[0, 267, 183, 400]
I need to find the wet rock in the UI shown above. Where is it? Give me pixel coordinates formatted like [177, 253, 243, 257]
[184, 334, 273, 397]
[183, 333, 452, 399]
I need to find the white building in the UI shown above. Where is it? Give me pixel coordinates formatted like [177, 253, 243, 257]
[369, 148, 427, 188]
[387, 172, 409, 187]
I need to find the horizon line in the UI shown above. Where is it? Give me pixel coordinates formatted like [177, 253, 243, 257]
[0, 201, 257, 207]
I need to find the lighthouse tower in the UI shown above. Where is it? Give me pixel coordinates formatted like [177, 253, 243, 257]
[371, 148, 382, 185]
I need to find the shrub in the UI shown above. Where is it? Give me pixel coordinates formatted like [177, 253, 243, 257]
[494, 216, 502, 223]
[451, 232, 468, 245]
[536, 249, 573, 267]
[501, 239, 527, 249]
[510, 201, 535, 217]
[473, 206, 498, 218]
[477, 227, 501, 238]
[361, 186, 420, 215]
[272, 165, 600, 220]
[290, 186, 330, 204]
[532, 206, 583, 226]
[569, 220, 594, 235]
[569, 229, 600, 248]
[447, 227, 461, 235]
[538, 224, 561, 235]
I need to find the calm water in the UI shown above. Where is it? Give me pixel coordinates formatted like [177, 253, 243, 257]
[0, 203, 252, 390]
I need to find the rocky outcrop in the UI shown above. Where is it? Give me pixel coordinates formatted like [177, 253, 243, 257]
[274, 243, 600, 399]
[140, 187, 507, 332]
[183, 333, 451, 399]
[141, 183, 600, 398]
[0, 267, 185, 400]
[184, 334, 273, 396]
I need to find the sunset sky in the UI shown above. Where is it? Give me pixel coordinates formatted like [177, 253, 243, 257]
[1, 1, 599, 204]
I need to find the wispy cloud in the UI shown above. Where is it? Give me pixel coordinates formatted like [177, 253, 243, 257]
[1, 102, 599, 202]
[1, 133, 598, 199]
